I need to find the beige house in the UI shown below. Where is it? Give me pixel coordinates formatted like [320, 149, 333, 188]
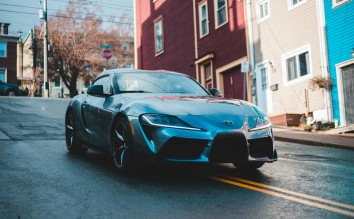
[248, 0, 330, 126]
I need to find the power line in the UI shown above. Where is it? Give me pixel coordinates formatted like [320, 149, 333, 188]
[51, 0, 133, 11]
[0, 9, 133, 25]
[0, 3, 134, 20]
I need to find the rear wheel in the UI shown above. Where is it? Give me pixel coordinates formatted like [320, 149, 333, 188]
[233, 161, 265, 169]
[65, 111, 87, 154]
[6, 89, 16, 96]
[112, 118, 133, 171]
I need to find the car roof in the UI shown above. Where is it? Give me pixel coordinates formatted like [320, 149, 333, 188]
[97, 68, 187, 78]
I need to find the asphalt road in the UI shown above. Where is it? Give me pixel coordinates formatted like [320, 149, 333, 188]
[0, 97, 353, 219]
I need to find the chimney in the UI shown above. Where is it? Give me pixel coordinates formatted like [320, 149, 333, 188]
[0, 23, 10, 35]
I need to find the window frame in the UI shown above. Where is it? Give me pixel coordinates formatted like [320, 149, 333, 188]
[0, 42, 7, 58]
[199, 0, 209, 38]
[93, 75, 112, 95]
[154, 16, 164, 56]
[256, 0, 270, 23]
[0, 68, 7, 82]
[288, 0, 306, 11]
[282, 45, 312, 86]
[260, 67, 268, 91]
[214, 0, 228, 29]
[198, 61, 214, 90]
[332, 0, 351, 8]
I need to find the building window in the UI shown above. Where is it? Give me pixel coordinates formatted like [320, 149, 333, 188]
[257, 0, 270, 22]
[288, 0, 306, 10]
[199, 62, 213, 90]
[332, 0, 350, 7]
[283, 46, 311, 83]
[261, 67, 268, 90]
[0, 69, 5, 82]
[54, 75, 61, 88]
[199, 1, 209, 37]
[0, 42, 7, 57]
[204, 63, 213, 89]
[215, 0, 228, 28]
[154, 16, 164, 56]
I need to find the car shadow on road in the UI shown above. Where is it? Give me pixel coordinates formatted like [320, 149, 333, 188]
[64, 149, 273, 188]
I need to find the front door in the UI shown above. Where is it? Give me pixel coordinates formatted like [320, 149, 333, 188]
[342, 64, 354, 125]
[223, 67, 244, 99]
[256, 63, 272, 114]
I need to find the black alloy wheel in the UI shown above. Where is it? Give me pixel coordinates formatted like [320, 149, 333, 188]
[233, 161, 265, 169]
[112, 118, 133, 171]
[65, 112, 87, 154]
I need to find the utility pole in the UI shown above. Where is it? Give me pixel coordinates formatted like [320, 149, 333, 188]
[42, 0, 49, 98]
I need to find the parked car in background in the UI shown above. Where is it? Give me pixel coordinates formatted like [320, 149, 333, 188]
[0, 81, 21, 96]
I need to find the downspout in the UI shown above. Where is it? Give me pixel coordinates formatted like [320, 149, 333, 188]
[246, 0, 256, 103]
[192, 0, 199, 81]
[133, 0, 138, 69]
[316, 0, 333, 122]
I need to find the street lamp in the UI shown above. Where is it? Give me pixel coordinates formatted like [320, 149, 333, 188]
[39, 0, 48, 98]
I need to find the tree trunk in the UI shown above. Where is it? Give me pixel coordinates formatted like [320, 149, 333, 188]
[69, 76, 78, 98]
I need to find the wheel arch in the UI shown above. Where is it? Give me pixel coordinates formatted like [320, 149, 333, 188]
[110, 112, 130, 154]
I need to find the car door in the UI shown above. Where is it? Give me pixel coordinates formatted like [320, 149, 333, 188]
[82, 75, 114, 150]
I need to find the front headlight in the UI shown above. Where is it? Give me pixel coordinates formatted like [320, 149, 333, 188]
[140, 114, 202, 131]
[248, 106, 272, 132]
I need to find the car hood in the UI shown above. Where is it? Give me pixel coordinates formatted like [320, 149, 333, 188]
[119, 94, 259, 117]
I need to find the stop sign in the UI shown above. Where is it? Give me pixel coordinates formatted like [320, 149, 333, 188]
[102, 49, 112, 60]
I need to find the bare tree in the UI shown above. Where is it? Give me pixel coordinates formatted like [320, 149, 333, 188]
[46, 0, 133, 97]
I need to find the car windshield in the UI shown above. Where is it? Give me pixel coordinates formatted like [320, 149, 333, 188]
[115, 72, 209, 95]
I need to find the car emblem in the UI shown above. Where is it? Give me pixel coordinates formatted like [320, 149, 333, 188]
[223, 120, 233, 126]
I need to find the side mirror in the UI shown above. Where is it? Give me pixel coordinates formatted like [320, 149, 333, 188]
[209, 88, 222, 97]
[87, 85, 105, 96]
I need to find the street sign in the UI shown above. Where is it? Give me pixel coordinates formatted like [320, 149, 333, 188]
[101, 44, 113, 49]
[102, 49, 112, 60]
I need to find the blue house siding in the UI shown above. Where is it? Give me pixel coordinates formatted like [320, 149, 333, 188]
[324, 1, 354, 125]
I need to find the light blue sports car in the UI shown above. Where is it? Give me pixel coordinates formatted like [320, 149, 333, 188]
[65, 69, 277, 171]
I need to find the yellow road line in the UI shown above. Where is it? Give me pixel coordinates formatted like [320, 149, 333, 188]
[220, 174, 354, 211]
[204, 174, 354, 217]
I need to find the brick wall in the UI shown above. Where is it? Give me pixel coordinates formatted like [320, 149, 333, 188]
[135, 0, 196, 78]
[0, 40, 18, 84]
[196, 0, 247, 70]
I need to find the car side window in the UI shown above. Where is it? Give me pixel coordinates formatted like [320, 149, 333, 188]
[93, 75, 111, 95]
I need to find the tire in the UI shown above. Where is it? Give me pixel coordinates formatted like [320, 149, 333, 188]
[233, 161, 265, 169]
[112, 118, 134, 171]
[6, 89, 16, 96]
[65, 111, 88, 154]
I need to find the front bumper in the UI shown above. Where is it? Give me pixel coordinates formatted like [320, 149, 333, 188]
[129, 116, 278, 164]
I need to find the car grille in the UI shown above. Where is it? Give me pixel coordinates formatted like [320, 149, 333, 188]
[248, 137, 274, 158]
[158, 137, 208, 160]
[209, 132, 248, 162]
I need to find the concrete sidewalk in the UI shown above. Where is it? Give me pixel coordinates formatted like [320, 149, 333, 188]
[273, 126, 354, 150]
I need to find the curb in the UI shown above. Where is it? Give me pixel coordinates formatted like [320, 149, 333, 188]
[274, 136, 354, 151]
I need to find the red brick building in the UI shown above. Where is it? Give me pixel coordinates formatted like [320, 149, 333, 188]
[0, 23, 19, 84]
[135, 0, 250, 100]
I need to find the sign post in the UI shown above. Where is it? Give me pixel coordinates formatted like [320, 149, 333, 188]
[102, 49, 113, 69]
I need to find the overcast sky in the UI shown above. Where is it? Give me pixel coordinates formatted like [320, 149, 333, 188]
[0, 0, 133, 37]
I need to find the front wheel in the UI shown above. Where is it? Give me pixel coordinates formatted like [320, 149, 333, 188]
[112, 118, 134, 171]
[65, 111, 87, 154]
[233, 161, 265, 169]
